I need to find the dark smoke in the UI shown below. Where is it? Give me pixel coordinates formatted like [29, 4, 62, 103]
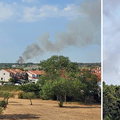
[17, 0, 101, 63]
[17, 42, 44, 63]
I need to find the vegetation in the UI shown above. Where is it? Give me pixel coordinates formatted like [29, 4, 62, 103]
[37, 55, 100, 107]
[0, 100, 7, 108]
[9, 78, 15, 84]
[19, 83, 41, 98]
[0, 85, 19, 91]
[24, 73, 29, 82]
[23, 92, 36, 105]
[103, 82, 120, 120]
[0, 55, 100, 109]
[18, 92, 36, 105]
[78, 63, 101, 69]
[0, 91, 14, 104]
[0, 91, 14, 114]
[0, 107, 2, 114]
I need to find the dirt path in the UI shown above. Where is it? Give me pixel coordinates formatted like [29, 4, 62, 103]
[0, 97, 101, 120]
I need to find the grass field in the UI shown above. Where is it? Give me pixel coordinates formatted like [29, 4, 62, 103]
[0, 95, 101, 120]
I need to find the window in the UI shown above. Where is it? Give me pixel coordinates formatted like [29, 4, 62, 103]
[1, 78, 3, 80]
[4, 73, 5, 75]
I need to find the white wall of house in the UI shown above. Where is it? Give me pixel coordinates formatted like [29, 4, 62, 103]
[28, 77, 38, 83]
[0, 70, 11, 82]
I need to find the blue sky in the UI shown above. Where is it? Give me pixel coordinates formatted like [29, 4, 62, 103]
[0, 0, 101, 63]
[103, 0, 120, 85]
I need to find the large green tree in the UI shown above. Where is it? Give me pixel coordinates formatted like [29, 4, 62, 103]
[81, 70, 99, 103]
[42, 78, 72, 106]
[38, 55, 78, 80]
[38, 55, 99, 105]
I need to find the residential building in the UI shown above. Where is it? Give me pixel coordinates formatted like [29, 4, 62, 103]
[0, 69, 25, 82]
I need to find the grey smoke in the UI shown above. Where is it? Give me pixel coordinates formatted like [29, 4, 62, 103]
[103, 0, 120, 85]
[17, 0, 101, 63]
[17, 42, 44, 63]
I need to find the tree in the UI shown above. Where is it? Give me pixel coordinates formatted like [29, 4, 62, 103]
[42, 78, 71, 107]
[38, 55, 99, 105]
[23, 92, 36, 105]
[19, 83, 41, 98]
[9, 78, 15, 84]
[103, 82, 120, 120]
[39, 55, 71, 80]
[81, 70, 99, 103]
[0, 91, 14, 104]
[38, 55, 79, 84]
[24, 73, 29, 82]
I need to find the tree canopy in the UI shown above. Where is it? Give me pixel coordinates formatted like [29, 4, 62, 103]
[37, 55, 100, 106]
[103, 82, 120, 120]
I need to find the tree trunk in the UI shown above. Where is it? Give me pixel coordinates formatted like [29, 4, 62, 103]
[84, 96, 87, 104]
[59, 95, 63, 107]
[57, 95, 59, 101]
[7, 98, 9, 104]
[64, 94, 66, 103]
[30, 99, 32, 105]
[60, 95, 62, 102]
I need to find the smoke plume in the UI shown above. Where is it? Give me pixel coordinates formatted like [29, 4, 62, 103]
[103, 0, 120, 85]
[17, 0, 101, 63]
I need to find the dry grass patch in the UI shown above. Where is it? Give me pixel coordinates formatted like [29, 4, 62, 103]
[0, 97, 101, 120]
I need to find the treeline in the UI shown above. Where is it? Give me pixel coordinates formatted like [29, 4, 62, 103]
[103, 82, 120, 120]
[78, 63, 101, 68]
[0, 62, 38, 69]
[0, 61, 101, 70]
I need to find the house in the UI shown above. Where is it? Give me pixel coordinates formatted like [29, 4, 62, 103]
[91, 67, 101, 81]
[26, 70, 45, 83]
[0, 69, 14, 82]
[0, 69, 25, 82]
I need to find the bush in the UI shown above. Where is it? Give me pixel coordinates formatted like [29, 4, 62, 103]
[23, 93, 28, 99]
[23, 92, 36, 99]
[18, 92, 25, 99]
[0, 100, 7, 108]
[0, 107, 2, 114]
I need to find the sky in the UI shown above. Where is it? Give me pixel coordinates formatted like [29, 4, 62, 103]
[103, 0, 120, 85]
[0, 0, 101, 63]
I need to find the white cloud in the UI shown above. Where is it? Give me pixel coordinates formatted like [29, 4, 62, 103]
[0, 2, 15, 22]
[0, 2, 80, 22]
[103, 0, 120, 85]
[19, 4, 80, 22]
[22, 0, 36, 3]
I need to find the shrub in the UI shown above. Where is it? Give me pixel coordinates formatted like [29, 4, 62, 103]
[23, 93, 28, 99]
[0, 107, 2, 114]
[0, 100, 7, 109]
[18, 92, 25, 99]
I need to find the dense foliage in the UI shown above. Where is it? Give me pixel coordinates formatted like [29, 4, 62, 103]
[103, 82, 120, 120]
[38, 55, 100, 106]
